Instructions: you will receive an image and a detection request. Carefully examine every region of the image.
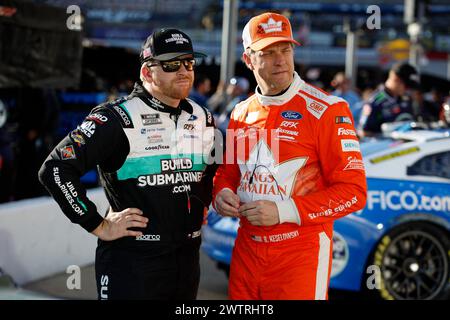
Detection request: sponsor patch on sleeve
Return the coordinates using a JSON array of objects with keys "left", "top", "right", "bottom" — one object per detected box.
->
[
  {"left": 70, "top": 130, "right": 86, "bottom": 147},
  {"left": 78, "top": 120, "right": 96, "bottom": 138},
  {"left": 337, "top": 127, "right": 357, "bottom": 136},
  {"left": 113, "top": 104, "right": 133, "bottom": 128},
  {"left": 341, "top": 139, "right": 360, "bottom": 152},
  {"left": 86, "top": 113, "right": 108, "bottom": 124},
  {"left": 335, "top": 116, "right": 353, "bottom": 124},
  {"left": 60, "top": 145, "right": 76, "bottom": 160},
  {"left": 343, "top": 156, "right": 365, "bottom": 171}
]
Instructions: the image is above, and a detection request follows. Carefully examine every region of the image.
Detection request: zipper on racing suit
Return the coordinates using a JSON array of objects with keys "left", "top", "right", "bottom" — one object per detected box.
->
[{"left": 170, "top": 112, "right": 191, "bottom": 214}]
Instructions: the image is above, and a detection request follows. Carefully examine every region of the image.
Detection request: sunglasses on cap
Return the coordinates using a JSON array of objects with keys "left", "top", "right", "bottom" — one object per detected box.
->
[{"left": 148, "top": 58, "right": 196, "bottom": 72}]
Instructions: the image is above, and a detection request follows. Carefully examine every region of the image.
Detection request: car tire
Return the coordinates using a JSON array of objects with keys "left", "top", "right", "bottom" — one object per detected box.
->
[{"left": 365, "top": 222, "right": 449, "bottom": 300}]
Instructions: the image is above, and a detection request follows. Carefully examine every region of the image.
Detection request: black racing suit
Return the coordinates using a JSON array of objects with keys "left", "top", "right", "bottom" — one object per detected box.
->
[
  {"left": 358, "top": 86, "right": 413, "bottom": 134},
  {"left": 39, "top": 82, "right": 218, "bottom": 299}
]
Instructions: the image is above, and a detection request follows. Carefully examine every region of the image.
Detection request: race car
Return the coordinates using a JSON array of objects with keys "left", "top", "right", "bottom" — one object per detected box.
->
[{"left": 202, "top": 127, "right": 450, "bottom": 300}]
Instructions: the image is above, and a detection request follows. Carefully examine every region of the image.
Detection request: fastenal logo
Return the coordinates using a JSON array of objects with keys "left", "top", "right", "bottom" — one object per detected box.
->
[{"left": 338, "top": 128, "right": 357, "bottom": 136}]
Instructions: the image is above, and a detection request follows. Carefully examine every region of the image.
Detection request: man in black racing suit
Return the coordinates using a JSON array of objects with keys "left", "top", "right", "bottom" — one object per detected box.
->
[{"left": 39, "top": 28, "right": 218, "bottom": 299}]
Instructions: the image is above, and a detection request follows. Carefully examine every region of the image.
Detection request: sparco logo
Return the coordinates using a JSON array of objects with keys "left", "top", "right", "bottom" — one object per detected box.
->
[
  {"left": 136, "top": 234, "right": 161, "bottom": 241},
  {"left": 113, "top": 105, "right": 131, "bottom": 126}
]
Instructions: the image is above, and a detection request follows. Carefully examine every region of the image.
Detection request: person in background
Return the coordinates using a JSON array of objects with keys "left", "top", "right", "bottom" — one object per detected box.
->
[
  {"left": 358, "top": 62, "right": 419, "bottom": 137},
  {"left": 351, "top": 87, "right": 374, "bottom": 127},
  {"left": 411, "top": 89, "right": 441, "bottom": 123},
  {"left": 216, "top": 76, "right": 250, "bottom": 135},
  {"left": 331, "top": 72, "right": 361, "bottom": 120},
  {"left": 189, "top": 73, "right": 211, "bottom": 107},
  {"left": 440, "top": 95, "right": 450, "bottom": 127}
]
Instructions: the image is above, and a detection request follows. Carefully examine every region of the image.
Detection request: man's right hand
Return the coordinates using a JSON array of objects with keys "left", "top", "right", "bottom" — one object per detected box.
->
[
  {"left": 215, "top": 189, "right": 241, "bottom": 218},
  {"left": 91, "top": 208, "right": 148, "bottom": 241}
]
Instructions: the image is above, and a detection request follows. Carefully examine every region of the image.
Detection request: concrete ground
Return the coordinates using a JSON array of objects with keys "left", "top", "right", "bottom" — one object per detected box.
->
[{"left": 17, "top": 251, "right": 228, "bottom": 300}]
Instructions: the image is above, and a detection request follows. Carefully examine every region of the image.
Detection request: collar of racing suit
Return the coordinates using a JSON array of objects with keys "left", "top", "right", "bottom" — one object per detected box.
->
[
  {"left": 255, "top": 72, "right": 305, "bottom": 106},
  {"left": 129, "top": 81, "right": 194, "bottom": 116},
  {"left": 382, "top": 85, "right": 397, "bottom": 100}
]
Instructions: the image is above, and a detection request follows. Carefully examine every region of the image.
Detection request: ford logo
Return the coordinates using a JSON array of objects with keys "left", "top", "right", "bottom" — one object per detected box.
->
[
  {"left": 188, "top": 114, "right": 198, "bottom": 121},
  {"left": 281, "top": 111, "right": 302, "bottom": 120}
]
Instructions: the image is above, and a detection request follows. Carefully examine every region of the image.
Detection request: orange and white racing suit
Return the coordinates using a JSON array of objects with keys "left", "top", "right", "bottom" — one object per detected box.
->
[{"left": 213, "top": 72, "right": 367, "bottom": 300}]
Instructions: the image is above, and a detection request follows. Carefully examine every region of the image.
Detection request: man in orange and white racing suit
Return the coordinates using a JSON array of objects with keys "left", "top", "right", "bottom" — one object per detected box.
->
[{"left": 212, "top": 12, "right": 367, "bottom": 300}]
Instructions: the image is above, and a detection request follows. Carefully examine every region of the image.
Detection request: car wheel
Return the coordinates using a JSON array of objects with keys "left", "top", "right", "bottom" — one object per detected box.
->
[{"left": 369, "top": 222, "right": 449, "bottom": 300}]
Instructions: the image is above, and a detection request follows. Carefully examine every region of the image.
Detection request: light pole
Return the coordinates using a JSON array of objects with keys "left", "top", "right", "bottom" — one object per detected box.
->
[{"left": 220, "top": 0, "right": 238, "bottom": 106}]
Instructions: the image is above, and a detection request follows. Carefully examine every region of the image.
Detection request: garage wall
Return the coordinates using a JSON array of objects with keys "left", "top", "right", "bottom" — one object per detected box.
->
[{"left": 0, "top": 188, "right": 108, "bottom": 285}]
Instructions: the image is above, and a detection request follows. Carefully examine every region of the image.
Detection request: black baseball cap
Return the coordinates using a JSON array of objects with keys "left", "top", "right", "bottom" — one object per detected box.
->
[
  {"left": 139, "top": 28, "right": 206, "bottom": 63},
  {"left": 391, "top": 62, "right": 420, "bottom": 89}
]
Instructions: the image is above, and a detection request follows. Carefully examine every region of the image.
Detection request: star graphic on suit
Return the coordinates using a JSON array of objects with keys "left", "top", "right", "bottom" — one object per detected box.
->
[{"left": 236, "top": 139, "right": 307, "bottom": 201}]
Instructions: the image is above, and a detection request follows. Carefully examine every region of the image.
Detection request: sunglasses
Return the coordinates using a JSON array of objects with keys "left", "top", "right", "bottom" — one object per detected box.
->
[{"left": 148, "top": 59, "right": 196, "bottom": 72}]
